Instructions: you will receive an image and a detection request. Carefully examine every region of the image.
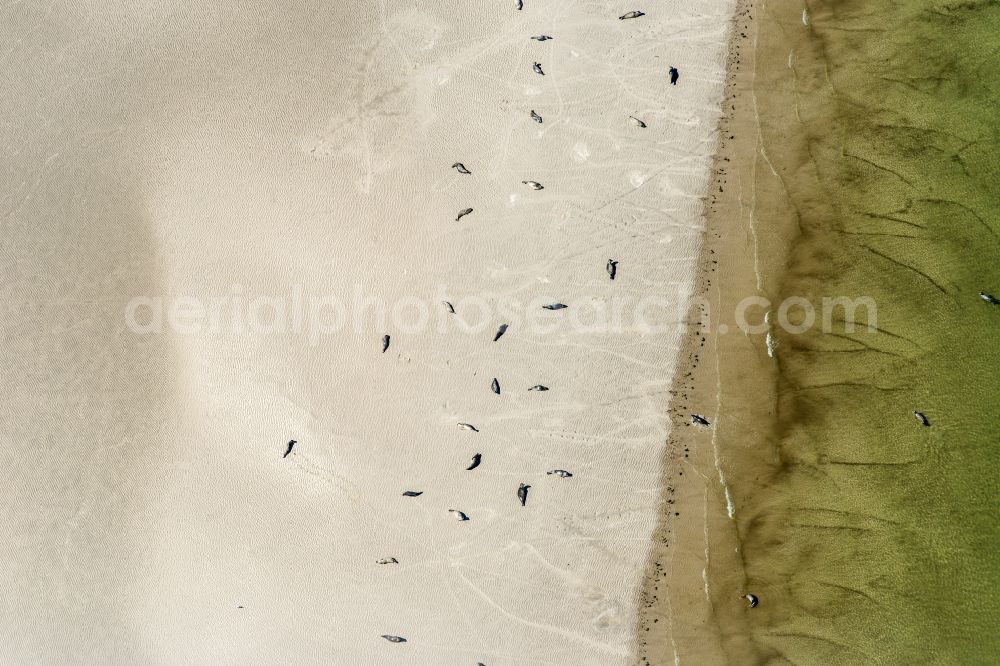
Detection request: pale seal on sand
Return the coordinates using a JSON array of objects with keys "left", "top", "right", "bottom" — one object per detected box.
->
[
  {"left": 619, "top": 10, "right": 645, "bottom": 19},
  {"left": 517, "top": 483, "right": 530, "bottom": 506},
  {"left": 402, "top": 490, "right": 423, "bottom": 497},
  {"left": 607, "top": 259, "right": 618, "bottom": 279},
  {"left": 691, "top": 414, "right": 710, "bottom": 426},
  {"left": 533, "top": 62, "right": 545, "bottom": 75},
  {"left": 449, "top": 509, "right": 470, "bottom": 521},
  {"left": 522, "top": 180, "right": 544, "bottom": 190},
  {"left": 528, "top": 385, "right": 549, "bottom": 391},
  {"left": 515, "top": 0, "right": 522, "bottom": 9},
  {"left": 494, "top": 323, "right": 509, "bottom": 341},
  {"left": 466, "top": 453, "right": 482, "bottom": 470},
  {"left": 542, "top": 303, "right": 567, "bottom": 310},
  {"left": 547, "top": 469, "right": 572, "bottom": 478},
  {"left": 981, "top": 291, "right": 1000, "bottom": 304},
  {"left": 530, "top": 110, "right": 543, "bottom": 123},
  {"left": 452, "top": 162, "right": 471, "bottom": 174},
  {"left": 382, "top": 635, "right": 407, "bottom": 643},
  {"left": 913, "top": 410, "right": 930, "bottom": 427},
  {"left": 443, "top": 301, "right": 455, "bottom": 313},
  {"left": 744, "top": 593, "right": 759, "bottom": 608},
  {"left": 458, "top": 423, "right": 479, "bottom": 432},
  {"left": 491, "top": 378, "right": 500, "bottom": 394},
  {"left": 456, "top": 207, "right": 474, "bottom": 221},
  {"left": 381, "top": 334, "right": 390, "bottom": 353},
  {"left": 629, "top": 116, "right": 646, "bottom": 128},
  {"left": 531, "top": 35, "right": 553, "bottom": 41},
  {"left": 376, "top": 557, "right": 398, "bottom": 565}
]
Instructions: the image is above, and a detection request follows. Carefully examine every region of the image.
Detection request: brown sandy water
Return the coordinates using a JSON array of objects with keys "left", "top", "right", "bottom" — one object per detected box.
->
[{"left": 639, "top": 0, "right": 1000, "bottom": 663}]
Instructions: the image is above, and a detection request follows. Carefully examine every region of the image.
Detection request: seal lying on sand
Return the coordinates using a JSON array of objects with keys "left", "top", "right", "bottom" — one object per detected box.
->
[
  {"left": 494, "top": 323, "right": 509, "bottom": 341},
  {"left": 528, "top": 385, "right": 549, "bottom": 391},
  {"left": 466, "top": 453, "right": 482, "bottom": 470},
  {"left": 533, "top": 62, "right": 545, "bottom": 75},
  {"left": 443, "top": 301, "right": 455, "bottom": 314},
  {"left": 542, "top": 303, "right": 567, "bottom": 310},
  {"left": 530, "top": 110, "right": 543, "bottom": 123},
  {"left": 517, "top": 483, "right": 530, "bottom": 506},
  {"left": 402, "top": 490, "right": 423, "bottom": 497},
  {"left": 619, "top": 10, "right": 645, "bottom": 19},
  {"left": 283, "top": 439, "right": 296, "bottom": 458},
  {"left": 458, "top": 423, "right": 479, "bottom": 432},
  {"left": 452, "top": 162, "right": 471, "bottom": 174},
  {"left": 607, "top": 259, "right": 618, "bottom": 280},
  {"left": 376, "top": 558, "right": 398, "bottom": 565},
  {"left": 449, "top": 509, "right": 470, "bottom": 521},
  {"left": 531, "top": 35, "right": 553, "bottom": 41},
  {"left": 522, "top": 180, "right": 544, "bottom": 189},
  {"left": 547, "top": 469, "right": 572, "bottom": 477},
  {"left": 491, "top": 378, "right": 500, "bottom": 394},
  {"left": 669, "top": 66, "right": 679, "bottom": 85},
  {"left": 628, "top": 116, "right": 646, "bottom": 128},
  {"left": 381, "top": 335, "right": 390, "bottom": 353},
  {"left": 382, "top": 635, "right": 407, "bottom": 643},
  {"left": 456, "top": 208, "right": 473, "bottom": 221}
]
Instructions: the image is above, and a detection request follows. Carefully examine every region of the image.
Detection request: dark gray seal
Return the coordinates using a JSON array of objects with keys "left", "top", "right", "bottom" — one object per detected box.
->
[
  {"left": 443, "top": 301, "right": 455, "bottom": 313},
  {"left": 381, "top": 334, "right": 390, "bottom": 353},
  {"left": 283, "top": 439, "right": 296, "bottom": 458},
  {"left": 691, "top": 414, "right": 710, "bottom": 426},
  {"left": 402, "top": 490, "right": 423, "bottom": 497},
  {"left": 491, "top": 378, "right": 500, "bottom": 394},
  {"left": 607, "top": 259, "right": 618, "bottom": 280},
  {"left": 528, "top": 385, "right": 549, "bottom": 391},
  {"left": 452, "top": 162, "right": 471, "bottom": 174},
  {"left": 530, "top": 110, "right": 543, "bottom": 123},
  {"left": 913, "top": 410, "right": 930, "bottom": 427},
  {"left": 456, "top": 208, "right": 474, "bottom": 221},
  {"left": 669, "top": 66, "right": 679, "bottom": 85},
  {"left": 547, "top": 469, "right": 572, "bottom": 477},
  {"left": 531, "top": 35, "right": 553, "bottom": 41},
  {"left": 517, "top": 483, "right": 530, "bottom": 506},
  {"left": 494, "top": 323, "right": 509, "bottom": 341},
  {"left": 515, "top": 0, "right": 522, "bottom": 9},
  {"left": 382, "top": 635, "right": 407, "bottom": 643},
  {"left": 542, "top": 303, "right": 567, "bottom": 310},
  {"left": 619, "top": 10, "right": 644, "bottom": 19},
  {"left": 466, "top": 453, "right": 482, "bottom": 470}
]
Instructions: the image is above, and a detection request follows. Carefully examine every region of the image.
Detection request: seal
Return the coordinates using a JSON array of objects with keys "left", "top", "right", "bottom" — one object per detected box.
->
[
  {"left": 494, "top": 323, "right": 509, "bottom": 341},
  {"left": 376, "top": 557, "right": 398, "bottom": 565},
  {"left": 542, "top": 303, "right": 567, "bottom": 310},
  {"left": 402, "top": 490, "right": 423, "bottom": 497},
  {"left": 528, "top": 385, "right": 549, "bottom": 391},
  {"left": 382, "top": 334, "right": 390, "bottom": 353},
  {"left": 913, "top": 410, "right": 930, "bottom": 427},
  {"left": 629, "top": 116, "right": 646, "bottom": 128},
  {"left": 669, "top": 66, "right": 679, "bottom": 85},
  {"left": 466, "top": 453, "right": 482, "bottom": 470},
  {"left": 449, "top": 509, "right": 471, "bottom": 521},
  {"left": 607, "top": 259, "right": 618, "bottom": 280},
  {"left": 456, "top": 208, "right": 474, "bottom": 222},
  {"left": 517, "top": 483, "right": 530, "bottom": 506},
  {"left": 491, "top": 378, "right": 501, "bottom": 394},
  {"left": 531, "top": 35, "right": 553, "bottom": 41},
  {"left": 382, "top": 635, "right": 407, "bottom": 643},
  {"left": 547, "top": 469, "right": 573, "bottom": 477},
  {"left": 533, "top": 62, "right": 545, "bottom": 75},
  {"left": 981, "top": 291, "right": 1000, "bottom": 304},
  {"left": 744, "top": 593, "right": 759, "bottom": 608},
  {"left": 530, "top": 110, "right": 543, "bottom": 123},
  {"left": 443, "top": 301, "right": 455, "bottom": 313},
  {"left": 452, "top": 162, "right": 471, "bottom": 174},
  {"left": 515, "top": 0, "right": 522, "bottom": 9},
  {"left": 522, "top": 180, "right": 544, "bottom": 190},
  {"left": 458, "top": 423, "right": 479, "bottom": 432},
  {"left": 691, "top": 414, "right": 710, "bottom": 426},
  {"left": 619, "top": 10, "right": 645, "bottom": 19},
  {"left": 283, "top": 439, "right": 296, "bottom": 458}
]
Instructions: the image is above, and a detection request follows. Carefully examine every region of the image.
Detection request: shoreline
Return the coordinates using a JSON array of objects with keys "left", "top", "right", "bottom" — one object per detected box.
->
[{"left": 634, "top": 0, "right": 773, "bottom": 662}]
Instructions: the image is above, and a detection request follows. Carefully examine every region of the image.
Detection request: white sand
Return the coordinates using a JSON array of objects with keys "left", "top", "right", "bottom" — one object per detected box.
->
[{"left": 0, "top": 1, "right": 734, "bottom": 663}]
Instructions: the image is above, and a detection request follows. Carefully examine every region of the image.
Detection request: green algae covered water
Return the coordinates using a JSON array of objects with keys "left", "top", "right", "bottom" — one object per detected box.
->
[{"left": 727, "top": 0, "right": 1000, "bottom": 662}]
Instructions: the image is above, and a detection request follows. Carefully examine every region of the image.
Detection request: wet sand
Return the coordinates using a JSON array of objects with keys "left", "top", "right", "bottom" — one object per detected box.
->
[{"left": 0, "top": 1, "right": 740, "bottom": 663}]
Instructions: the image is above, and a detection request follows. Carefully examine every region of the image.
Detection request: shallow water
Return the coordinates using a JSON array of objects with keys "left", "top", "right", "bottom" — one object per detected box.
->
[{"left": 728, "top": 0, "right": 1000, "bottom": 662}]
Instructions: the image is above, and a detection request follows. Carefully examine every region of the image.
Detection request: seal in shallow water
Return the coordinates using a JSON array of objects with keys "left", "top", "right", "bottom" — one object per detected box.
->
[
  {"left": 913, "top": 410, "right": 930, "bottom": 427},
  {"left": 691, "top": 414, "right": 710, "bottom": 426},
  {"left": 744, "top": 593, "right": 759, "bottom": 608},
  {"left": 981, "top": 291, "right": 1000, "bottom": 304}
]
